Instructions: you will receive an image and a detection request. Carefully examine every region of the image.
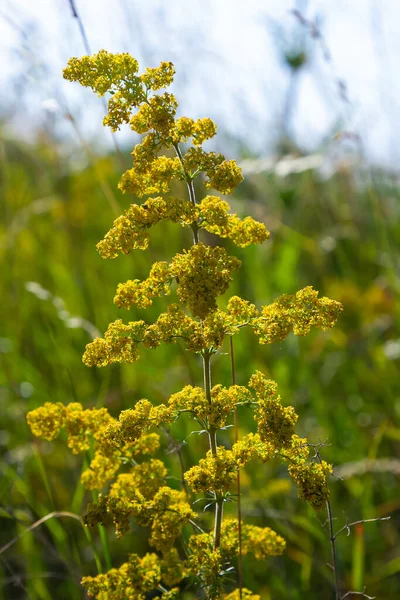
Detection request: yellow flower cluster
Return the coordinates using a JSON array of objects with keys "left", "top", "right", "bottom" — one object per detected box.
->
[
  {"left": 114, "top": 244, "right": 241, "bottom": 318},
  {"left": 173, "top": 368, "right": 332, "bottom": 510},
  {"left": 249, "top": 371, "right": 298, "bottom": 448},
  {"left": 119, "top": 156, "right": 183, "bottom": 197},
  {"left": 206, "top": 160, "right": 244, "bottom": 195},
  {"left": 26, "top": 401, "right": 67, "bottom": 442},
  {"left": 26, "top": 401, "right": 113, "bottom": 452},
  {"left": 225, "top": 287, "right": 343, "bottom": 344},
  {"left": 140, "top": 62, "right": 176, "bottom": 91},
  {"left": 182, "top": 148, "right": 243, "bottom": 195},
  {"left": 83, "top": 429, "right": 162, "bottom": 489},
  {"left": 130, "top": 92, "right": 178, "bottom": 136},
  {"left": 226, "top": 296, "right": 259, "bottom": 323},
  {"left": 82, "top": 306, "right": 198, "bottom": 367},
  {"left": 186, "top": 520, "right": 285, "bottom": 594},
  {"left": 81, "top": 551, "right": 181, "bottom": 600},
  {"left": 83, "top": 286, "right": 342, "bottom": 368},
  {"left": 63, "top": 51, "right": 175, "bottom": 132},
  {"left": 119, "top": 148, "right": 243, "bottom": 198},
  {"left": 26, "top": 401, "right": 163, "bottom": 490},
  {"left": 232, "top": 429, "right": 332, "bottom": 512},
  {"left": 70, "top": 356, "right": 332, "bottom": 516},
  {"left": 98, "top": 195, "right": 268, "bottom": 260},
  {"left": 209, "top": 385, "right": 251, "bottom": 429},
  {"left": 288, "top": 458, "right": 333, "bottom": 510},
  {"left": 111, "top": 459, "right": 167, "bottom": 501},
  {"left": 187, "top": 543, "right": 223, "bottom": 591},
  {"left": 270, "top": 434, "right": 332, "bottom": 510},
  {"left": 169, "top": 244, "right": 241, "bottom": 318},
  {"left": 86, "top": 478, "right": 195, "bottom": 549},
  {"left": 103, "top": 399, "right": 174, "bottom": 445},
  {"left": 254, "top": 286, "right": 343, "bottom": 343},
  {"left": 219, "top": 519, "right": 286, "bottom": 559},
  {"left": 171, "top": 116, "right": 217, "bottom": 145},
  {"left": 114, "top": 261, "right": 171, "bottom": 309},
  {"left": 64, "top": 51, "right": 244, "bottom": 205},
  {"left": 185, "top": 448, "right": 238, "bottom": 494},
  {"left": 170, "top": 384, "right": 244, "bottom": 433},
  {"left": 97, "top": 196, "right": 195, "bottom": 258},
  {"left": 198, "top": 196, "right": 269, "bottom": 247},
  {"left": 82, "top": 319, "right": 146, "bottom": 366},
  {"left": 231, "top": 432, "right": 274, "bottom": 465},
  {"left": 242, "top": 523, "right": 286, "bottom": 559},
  {"left": 81, "top": 453, "right": 120, "bottom": 490}
]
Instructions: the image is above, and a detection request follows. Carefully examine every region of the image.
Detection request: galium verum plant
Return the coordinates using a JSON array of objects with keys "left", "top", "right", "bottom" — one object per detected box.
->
[{"left": 27, "top": 51, "right": 343, "bottom": 599}]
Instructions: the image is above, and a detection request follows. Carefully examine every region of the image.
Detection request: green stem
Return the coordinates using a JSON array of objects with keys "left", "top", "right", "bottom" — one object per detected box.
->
[
  {"left": 203, "top": 352, "right": 212, "bottom": 404},
  {"left": 326, "top": 497, "right": 340, "bottom": 600},
  {"left": 209, "top": 427, "right": 223, "bottom": 550},
  {"left": 173, "top": 142, "right": 199, "bottom": 244},
  {"left": 84, "top": 526, "right": 104, "bottom": 575},
  {"left": 230, "top": 336, "right": 243, "bottom": 599},
  {"left": 213, "top": 496, "right": 224, "bottom": 551},
  {"left": 314, "top": 449, "right": 340, "bottom": 600},
  {"left": 208, "top": 428, "right": 217, "bottom": 456},
  {"left": 98, "top": 523, "right": 112, "bottom": 572},
  {"left": 203, "top": 351, "right": 223, "bottom": 551},
  {"left": 89, "top": 491, "right": 111, "bottom": 571}
]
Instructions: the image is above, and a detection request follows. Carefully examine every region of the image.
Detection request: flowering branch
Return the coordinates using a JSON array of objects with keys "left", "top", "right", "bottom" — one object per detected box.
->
[{"left": 25, "top": 50, "right": 345, "bottom": 599}]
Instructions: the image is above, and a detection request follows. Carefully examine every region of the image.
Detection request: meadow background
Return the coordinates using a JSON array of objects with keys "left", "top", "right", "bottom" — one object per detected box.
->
[{"left": 1, "top": 1, "right": 399, "bottom": 598}]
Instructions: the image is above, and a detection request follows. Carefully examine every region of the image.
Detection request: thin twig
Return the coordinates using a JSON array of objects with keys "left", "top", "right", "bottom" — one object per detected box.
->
[
  {"left": 312, "top": 445, "right": 389, "bottom": 600},
  {"left": 67, "top": 0, "right": 91, "bottom": 54},
  {"left": 313, "top": 447, "right": 340, "bottom": 600},
  {"left": 189, "top": 519, "right": 206, "bottom": 534},
  {"left": 162, "top": 425, "right": 191, "bottom": 500},
  {"left": 67, "top": 0, "right": 127, "bottom": 171},
  {"left": 341, "top": 588, "right": 376, "bottom": 599},
  {"left": 334, "top": 517, "right": 390, "bottom": 541}
]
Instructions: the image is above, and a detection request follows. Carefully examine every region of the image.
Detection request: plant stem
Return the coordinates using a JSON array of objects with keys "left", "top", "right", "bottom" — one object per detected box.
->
[
  {"left": 334, "top": 517, "right": 390, "bottom": 541},
  {"left": 173, "top": 142, "right": 199, "bottom": 244},
  {"left": 314, "top": 448, "right": 340, "bottom": 599},
  {"left": 203, "top": 351, "right": 212, "bottom": 404},
  {"left": 203, "top": 351, "right": 223, "bottom": 550},
  {"left": 326, "top": 497, "right": 340, "bottom": 600},
  {"left": 213, "top": 495, "right": 224, "bottom": 550},
  {"left": 208, "top": 428, "right": 217, "bottom": 456},
  {"left": 230, "top": 336, "right": 243, "bottom": 599},
  {"left": 162, "top": 426, "right": 191, "bottom": 500}
]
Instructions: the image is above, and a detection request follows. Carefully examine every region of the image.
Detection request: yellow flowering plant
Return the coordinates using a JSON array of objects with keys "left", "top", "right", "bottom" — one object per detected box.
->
[{"left": 27, "top": 50, "right": 343, "bottom": 599}]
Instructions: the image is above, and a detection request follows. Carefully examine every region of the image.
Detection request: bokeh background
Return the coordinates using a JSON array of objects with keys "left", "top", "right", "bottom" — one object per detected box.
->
[{"left": 1, "top": 1, "right": 399, "bottom": 599}]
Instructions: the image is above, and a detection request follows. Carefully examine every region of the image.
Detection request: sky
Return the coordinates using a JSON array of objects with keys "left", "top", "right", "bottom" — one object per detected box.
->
[{"left": 1, "top": 0, "right": 400, "bottom": 169}]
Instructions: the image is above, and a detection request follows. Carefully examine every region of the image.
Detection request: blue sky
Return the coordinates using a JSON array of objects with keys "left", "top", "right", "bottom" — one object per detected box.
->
[{"left": 1, "top": 0, "right": 399, "bottom": 168}]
